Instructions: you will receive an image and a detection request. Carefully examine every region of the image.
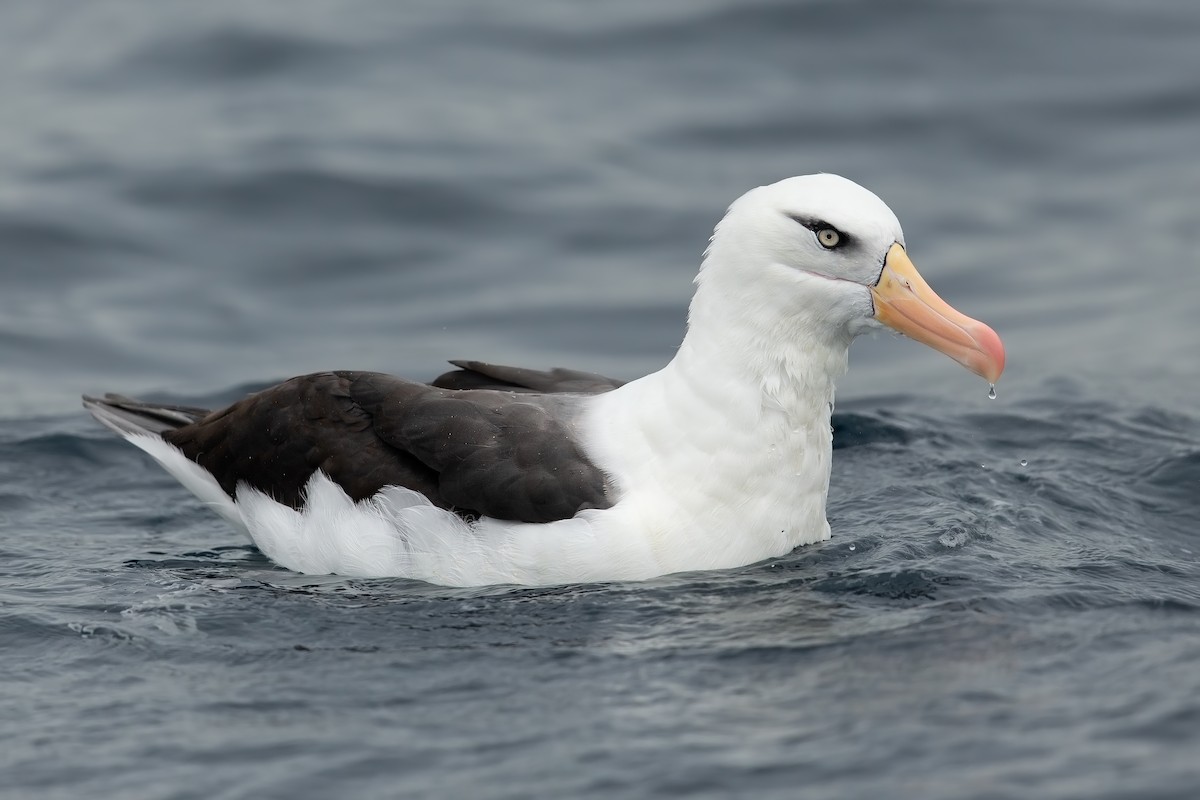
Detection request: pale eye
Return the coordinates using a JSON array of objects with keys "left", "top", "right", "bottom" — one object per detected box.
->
[{"left": 817, "top": 228, "right": 841, "bottom": 249}]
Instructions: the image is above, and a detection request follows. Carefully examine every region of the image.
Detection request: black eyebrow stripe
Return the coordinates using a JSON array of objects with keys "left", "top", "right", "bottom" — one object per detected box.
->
[{"left": 786, "top": 215, "right": 831, "bottom": 231}]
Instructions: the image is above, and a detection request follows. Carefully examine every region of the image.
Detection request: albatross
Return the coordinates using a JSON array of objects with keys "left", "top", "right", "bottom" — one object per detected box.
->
[{"left": 84, "top": 174, "right": 1005, "bottom": 587}]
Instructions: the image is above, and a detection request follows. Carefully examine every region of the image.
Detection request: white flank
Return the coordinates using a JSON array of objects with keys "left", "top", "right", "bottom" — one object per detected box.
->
[{"left": 125, "top": 434, "right": 245, "bottom": 533}]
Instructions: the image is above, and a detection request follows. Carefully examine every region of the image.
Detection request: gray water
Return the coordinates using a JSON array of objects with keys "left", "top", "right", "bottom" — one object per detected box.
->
[{"left": 2, "top": 2, "right": 1199, "bottom": 798}]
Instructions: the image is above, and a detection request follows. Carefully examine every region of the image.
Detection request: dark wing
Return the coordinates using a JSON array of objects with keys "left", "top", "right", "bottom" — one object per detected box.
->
[
  {"left": 160, "top": 373, "right": 442, "bottom": 510},
  {"left": 432, "top": 360, "right": 625, "bottom": 393},
  {"left": 345, "top": 372, "right": 612, "bottom": 522},
  {"left": 137, "top": 371, "right": 611, "bottom": 523}
]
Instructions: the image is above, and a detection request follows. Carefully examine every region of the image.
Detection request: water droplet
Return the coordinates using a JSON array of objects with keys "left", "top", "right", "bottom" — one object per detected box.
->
[
  {"left": 987, "top": 384, "right": 997, "bottom": 400},
  {"left": 848, "top": 544, "right": 856, "bottom": 551},
  {"left": 1019, "top": 459, "right": 1028, "bottom": 467}
]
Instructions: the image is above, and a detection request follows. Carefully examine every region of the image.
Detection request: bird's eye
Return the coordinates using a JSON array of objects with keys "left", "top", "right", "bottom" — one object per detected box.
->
[{"left": 816, "top": 228, "right": 841, "bottom": 249}]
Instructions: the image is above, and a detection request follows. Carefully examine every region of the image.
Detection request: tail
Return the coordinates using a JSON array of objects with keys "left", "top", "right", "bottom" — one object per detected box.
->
[
  {"left": 82, "top": 393, "right": 245, "bottom": 531},
  {"left": 82, "top": 394, "right": 211, "bottom": 438}
]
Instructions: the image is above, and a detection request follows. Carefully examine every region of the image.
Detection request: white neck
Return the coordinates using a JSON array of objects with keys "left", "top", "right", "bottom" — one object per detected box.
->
[
  {"left": 583, "top": 271, "right": 852, "bottom": 573},
  {"left": 680, "top": 268, "right": 852, "bottom": 415}
]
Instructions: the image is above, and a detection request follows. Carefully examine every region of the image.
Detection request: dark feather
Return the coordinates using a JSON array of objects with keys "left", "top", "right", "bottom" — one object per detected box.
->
[
  {"left": 85, "top": 365, "right": 619, "bottom": 523},
  {"left": 432, "top": 360, "right": 625, "bottom": 393},
  {"left": 346, "top": 372, "right": 612, "bottom": 522}
]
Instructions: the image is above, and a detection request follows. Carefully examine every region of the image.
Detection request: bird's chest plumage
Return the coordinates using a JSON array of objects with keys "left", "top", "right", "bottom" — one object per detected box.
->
[{"left": 582, "top": 377, "right": 835, "bottom": 571}]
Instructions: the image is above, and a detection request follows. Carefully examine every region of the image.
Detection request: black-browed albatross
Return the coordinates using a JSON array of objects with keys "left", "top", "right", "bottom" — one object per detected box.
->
[{"left": 84, "top": 174, "right": 1005, "bottom": 587}]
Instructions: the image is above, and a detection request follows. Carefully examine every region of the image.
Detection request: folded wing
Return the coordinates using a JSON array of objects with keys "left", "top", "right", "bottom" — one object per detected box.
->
[{"left": 90, "top": 366, "right": 618, "bottom": 524}]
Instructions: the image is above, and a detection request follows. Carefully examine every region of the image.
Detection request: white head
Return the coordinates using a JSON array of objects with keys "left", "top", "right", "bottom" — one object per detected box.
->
[{"left": 690, "top": 174, "right": 1004, "bottom": 385}]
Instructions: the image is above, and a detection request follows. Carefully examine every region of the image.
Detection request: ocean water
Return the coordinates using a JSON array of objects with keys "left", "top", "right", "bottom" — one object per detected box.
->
[{"left": 2, "top": 1, "right": 1199, "bottom": 798}]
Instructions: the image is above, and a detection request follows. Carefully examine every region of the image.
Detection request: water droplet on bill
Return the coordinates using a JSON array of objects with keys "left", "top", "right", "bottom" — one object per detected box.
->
[{"left": 987, "top": 384, "right": 997, "bottom": 400}]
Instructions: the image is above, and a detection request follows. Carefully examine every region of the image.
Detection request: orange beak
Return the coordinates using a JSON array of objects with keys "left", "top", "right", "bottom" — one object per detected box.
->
[{"left": 871, "top": 243, "right": 1006, "bottom": 383}]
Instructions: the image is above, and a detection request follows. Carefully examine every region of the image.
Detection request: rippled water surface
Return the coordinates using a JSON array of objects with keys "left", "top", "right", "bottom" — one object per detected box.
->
[{"left": 3, "top": 2, "right": 1199, "bottom": 798}]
